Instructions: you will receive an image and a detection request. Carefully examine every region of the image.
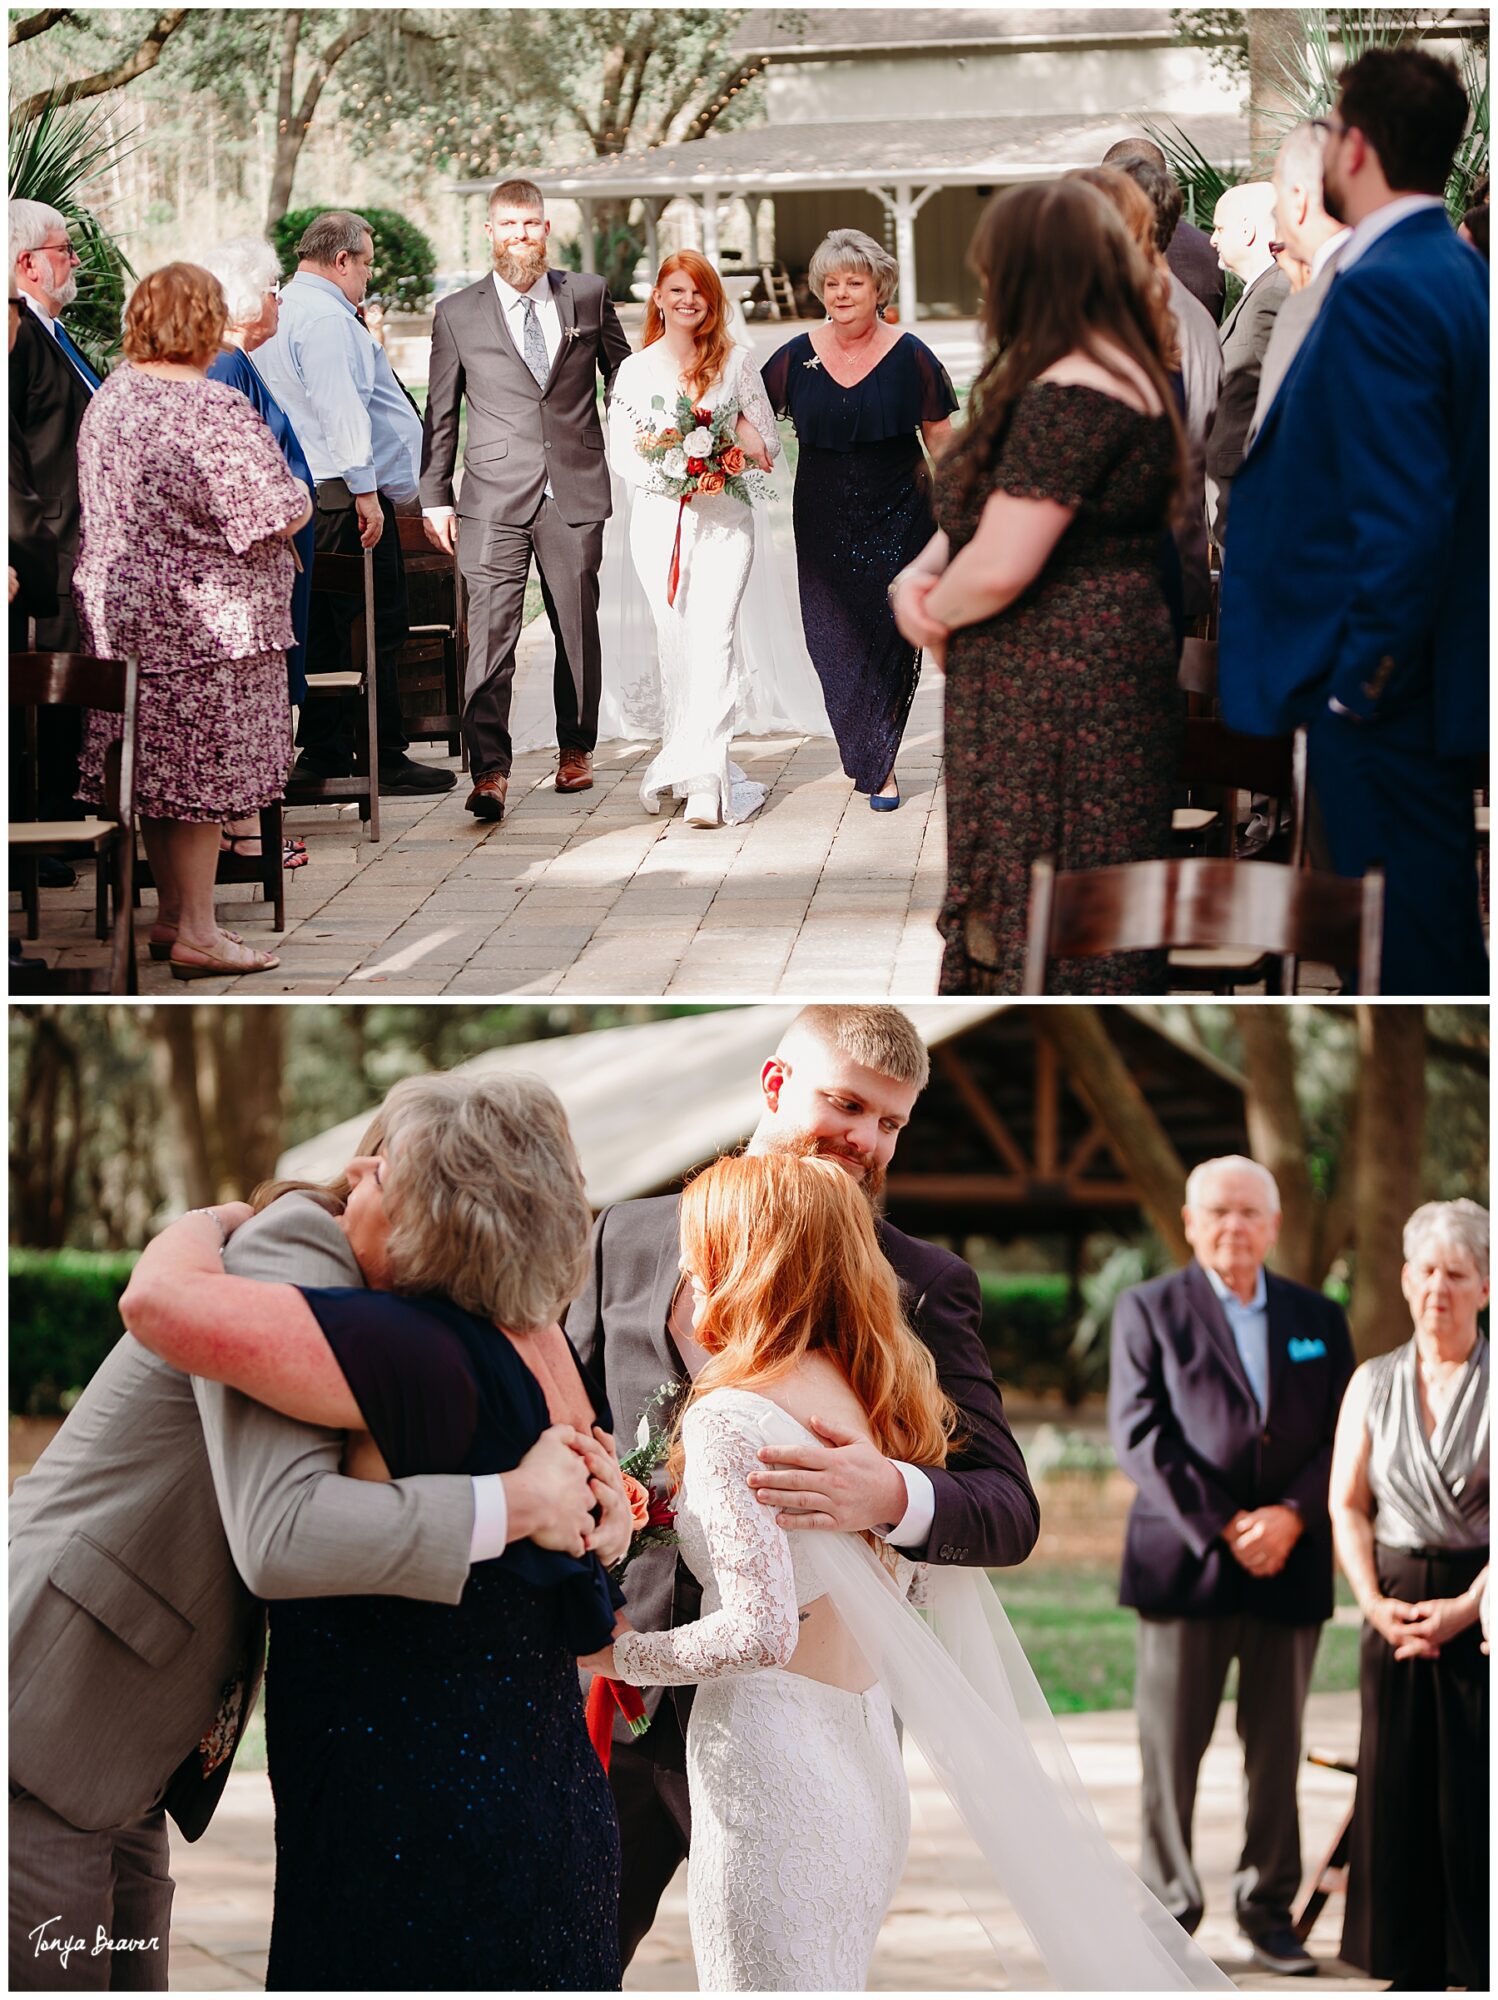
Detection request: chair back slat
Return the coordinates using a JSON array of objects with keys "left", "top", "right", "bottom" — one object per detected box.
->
[
  {"left": 1178, "top": 717, "right": 1292, "bottom": 796},
  {"left": 1025, "top": 856, "right": 1383, "bottom": 995},
  {"left": 310, "top": 551, "right": 368, "bottom": 594},
  {"left": 10, "top": 651, "right": 130, "bottom": 714}
]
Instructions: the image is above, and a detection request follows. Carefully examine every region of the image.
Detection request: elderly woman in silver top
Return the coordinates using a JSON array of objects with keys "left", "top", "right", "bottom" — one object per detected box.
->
[
  {"left": 1329, "top": 1197, "right": 1489, "bottom": 1990},
  {"left": 202, "top": 236, "right": 317, "bottom": 872}
]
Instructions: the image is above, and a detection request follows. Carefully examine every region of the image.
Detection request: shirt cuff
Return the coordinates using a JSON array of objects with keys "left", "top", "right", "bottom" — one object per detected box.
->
[
  {"left": 343, "top": 470, "right": 378, "bottom": 496},
  {"left": 883, "top": 1463, "right": 936, "bottom": 1549},
  {"left": 422, "top": 505, "right": 455, "bottom": 520},
  {"left": 468, "top": 1473, "right": 510, "bottom": 1561}
]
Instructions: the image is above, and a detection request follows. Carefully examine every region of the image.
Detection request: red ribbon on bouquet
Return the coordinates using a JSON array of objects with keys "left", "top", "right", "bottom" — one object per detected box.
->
[
  {"left": 586, "top": 1676, "right": 650, "bottom": 1773},
  {"left": 666, "top": 495, "right": 689, "bottom": 607}
]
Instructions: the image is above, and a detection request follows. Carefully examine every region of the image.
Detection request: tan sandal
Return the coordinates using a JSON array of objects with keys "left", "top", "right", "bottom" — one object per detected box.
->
[
  {"left": 169, "top": 936, "right": 280, "bottom": 980},
  {"left": 150, "top": 926, "right": 248, "bottom": 962}
]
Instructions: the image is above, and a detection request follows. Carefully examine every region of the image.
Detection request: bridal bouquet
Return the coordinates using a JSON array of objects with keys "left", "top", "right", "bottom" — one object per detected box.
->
[
  {"left": 636, "top": 392, "right": 766, "bottom": 604},
  {"left": 586, "top": 1381, "right": 682, "bottom": 1771}
]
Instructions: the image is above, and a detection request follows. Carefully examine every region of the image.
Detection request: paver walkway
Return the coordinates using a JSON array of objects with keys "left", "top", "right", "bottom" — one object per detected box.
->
[{"left": 166, "top": 1690, "right": 1374, "bottom": 1991}]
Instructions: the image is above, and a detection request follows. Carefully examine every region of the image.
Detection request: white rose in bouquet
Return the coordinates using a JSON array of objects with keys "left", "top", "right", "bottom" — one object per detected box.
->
[
  {"left": 662, "top": 447, "right": 689, "bottom": 478},
  {"left": 683, "top": 427, "right": 715, "bottom": 458}
]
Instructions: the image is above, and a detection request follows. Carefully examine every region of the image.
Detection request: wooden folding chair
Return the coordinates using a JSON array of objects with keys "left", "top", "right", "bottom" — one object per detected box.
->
[
  {"left": 1293, "top": 1751, "right": 1358, "bottom": 1943},
  {"left": 1174, "top": 718, "right": 1309, "bottom": 864},
  {"left": 1021, "top": 854, "right": 1384, "bottom": 997},
  {"left": 10, "top": 650, "right": 140, "bottom": 993},
  {"left": 284, "top": 547, "right": 380, "bottom": 842},
  {"left": 394, "top": 513, "right": 464, "bottom": 763}
]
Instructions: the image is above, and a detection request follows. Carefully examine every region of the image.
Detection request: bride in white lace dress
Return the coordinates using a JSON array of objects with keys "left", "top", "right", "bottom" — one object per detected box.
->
[
  {"left": 606, "top": 252, "right": 798, "bottom": 828},
  {"left": 581, "top": 1155, "right": 1234, "bottom": 1994}
]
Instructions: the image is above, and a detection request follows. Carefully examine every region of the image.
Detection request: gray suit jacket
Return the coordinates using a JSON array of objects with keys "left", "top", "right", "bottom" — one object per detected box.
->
[
  {"left": 419, "top": 269, "right": 632, "bottom": 529},
  {"left": 1204, "top": 264, "right": 1291, "bottom": 531},
  {"left": 1247, "top": 250, "right": 1347, "bottom": 449},
  {"left": 8, "top": 1195, "right": 474, "bottom": 1839}
]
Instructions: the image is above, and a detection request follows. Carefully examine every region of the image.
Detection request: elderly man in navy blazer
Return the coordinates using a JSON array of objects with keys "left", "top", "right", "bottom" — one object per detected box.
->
[
  {"left": 1218, "top": 48, "right": 1488, "bottom": 996},
  {"left": 1109, "top": 1156, "right": 1354, "bottom": 1976}
]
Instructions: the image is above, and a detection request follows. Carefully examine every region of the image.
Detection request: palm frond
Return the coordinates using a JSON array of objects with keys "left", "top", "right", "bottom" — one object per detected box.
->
[
  {"left": 1138, "top": 115, "right": 1245, "bottom": 226},
  {"left": 8, "top": 87, "right": 136, "bottom": 372}
]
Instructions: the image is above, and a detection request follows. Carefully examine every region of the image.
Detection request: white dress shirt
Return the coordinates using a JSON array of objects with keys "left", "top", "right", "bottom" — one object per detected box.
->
[
  {"left": 1203, "top": 1263, "right": 1271, "bottom": 1418},
  {"left": 255, "top": 271, "right": 421, "bottom": 500},
  {"left": 469, "top": 1474, "right": 510, "bottom": 1559}
]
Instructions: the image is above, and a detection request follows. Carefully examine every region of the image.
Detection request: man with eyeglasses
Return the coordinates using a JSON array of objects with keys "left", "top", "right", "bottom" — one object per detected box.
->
[
  {"left": 9, "top": 199, "right": 100, "bottom": 830},
  {"left": 1218, "top": 46, "right": 1488, "bottom": 997}
]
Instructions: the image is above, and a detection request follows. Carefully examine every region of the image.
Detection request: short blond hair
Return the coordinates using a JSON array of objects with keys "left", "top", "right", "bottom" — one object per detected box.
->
[
  {"left": 122, "top": 263, "right": 227, "bottom": 366},
  {"left": 783, "top": 1005, "right": 930, "bottom": 1091},
  {"left": 378, "top": 1072, "right": 591, "bottom": 1329},
  {"left": 1403, "top": 1198, "right": 1489, "bottom": 1277}
]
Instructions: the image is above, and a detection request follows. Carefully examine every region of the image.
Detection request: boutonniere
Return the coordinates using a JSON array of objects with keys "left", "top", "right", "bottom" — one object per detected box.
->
[{"left": 562, "top": 325, "right": 582, "bottom": 343}]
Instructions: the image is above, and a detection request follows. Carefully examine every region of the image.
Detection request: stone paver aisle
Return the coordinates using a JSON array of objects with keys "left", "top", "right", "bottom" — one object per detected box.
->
[{"left": 25, "top": 667, "right": 948, "bottom": 998}]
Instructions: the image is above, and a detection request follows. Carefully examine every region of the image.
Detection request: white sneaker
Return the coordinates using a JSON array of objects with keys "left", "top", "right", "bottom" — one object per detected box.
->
[{"left": 685, "top": 789, "right": 721, "bottom": 828}]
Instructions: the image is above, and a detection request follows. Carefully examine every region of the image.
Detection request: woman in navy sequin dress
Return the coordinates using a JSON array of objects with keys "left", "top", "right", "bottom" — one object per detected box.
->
[
  {"left": 122, "top": 1074, "right": 625, "bottom": 1993},
  {"left": 762, "top": 229, "right": 957, "bottom": 806}
]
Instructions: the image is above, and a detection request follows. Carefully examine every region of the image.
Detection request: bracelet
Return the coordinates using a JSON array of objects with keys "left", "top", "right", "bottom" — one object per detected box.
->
[{"left": 186, "top": 1208, "right": 227, "bottom": 1253}]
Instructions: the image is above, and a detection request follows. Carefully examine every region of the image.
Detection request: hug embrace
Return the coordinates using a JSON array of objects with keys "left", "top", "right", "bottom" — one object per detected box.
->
[{"left": 10, "top": 1006, "right": 1231, "bottom": 1993}]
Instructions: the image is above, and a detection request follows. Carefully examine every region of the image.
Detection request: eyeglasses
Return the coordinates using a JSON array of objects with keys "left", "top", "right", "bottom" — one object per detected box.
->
[
  {"left": 1311, "top": 117, "right": 1350, "bottom": 141},
  {"left": 34, "top": 237, "right": 80, "bottom": 263}
]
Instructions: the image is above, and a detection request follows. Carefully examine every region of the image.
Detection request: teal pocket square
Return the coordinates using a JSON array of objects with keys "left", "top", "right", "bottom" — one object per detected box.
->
[{"left": 1288, "top": 1336, "right": 1327, "bottom": 1362}]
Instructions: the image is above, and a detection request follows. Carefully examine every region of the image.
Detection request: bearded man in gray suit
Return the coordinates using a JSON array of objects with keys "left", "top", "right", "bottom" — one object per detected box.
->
[
  {"left": 421, "top": 177, "right": 633, "bottom": 821},
  {"left": 9, "top": 1119, "right": 599, "bottom": 1992}
]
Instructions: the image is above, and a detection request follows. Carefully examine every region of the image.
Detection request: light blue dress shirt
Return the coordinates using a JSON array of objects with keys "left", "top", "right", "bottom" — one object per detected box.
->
[
  {"left": 254, "top": 272, "right": 420, "bottom": 500},
  {"left": 1204, "top": 1263, "right": 1270, "bottom": 1417}
]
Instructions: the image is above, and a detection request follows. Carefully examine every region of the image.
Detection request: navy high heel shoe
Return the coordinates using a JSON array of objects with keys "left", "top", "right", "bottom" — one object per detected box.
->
[{"left": 869, "top": 782, "right": 901, "bottom": 812}]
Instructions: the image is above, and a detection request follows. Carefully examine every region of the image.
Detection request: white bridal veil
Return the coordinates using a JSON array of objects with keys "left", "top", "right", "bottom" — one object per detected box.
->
[{"left": 754, "top": 1403, "right": 1236, "bottom": 1993}]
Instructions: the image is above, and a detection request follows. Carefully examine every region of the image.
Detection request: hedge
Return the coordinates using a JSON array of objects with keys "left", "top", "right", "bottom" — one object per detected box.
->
[
  {"left": 10, "top": 1250, "right": 139, "bottom": 1415},
  {"left": 273, "top": 207, "right": 437, "bottom": 312},
  {"left": 9, "top": 1255, "right": 1080, "bottom": 1415}
]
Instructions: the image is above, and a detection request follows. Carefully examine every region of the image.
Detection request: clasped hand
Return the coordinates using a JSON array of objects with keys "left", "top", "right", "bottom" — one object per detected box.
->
[
  {"left": 1366, "top": 1592, "right": 1472, "bottom": 1660},
  {"left": 1223, "top": 1504, "right": 1303, "bottom": 1578},
  {"left": 890, "top": 573, "right": 949, "bottom": 671},
  {"left": 746, "top": 1418, "right": 907, "bottom": 1533}
]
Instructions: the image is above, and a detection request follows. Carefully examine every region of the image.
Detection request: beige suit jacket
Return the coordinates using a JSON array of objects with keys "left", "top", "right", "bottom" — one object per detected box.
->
[{"left": 8, "top": 1195, "right": 474, "bottom": 1838}]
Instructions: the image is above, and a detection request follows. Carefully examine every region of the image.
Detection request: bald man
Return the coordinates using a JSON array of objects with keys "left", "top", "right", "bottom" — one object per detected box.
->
[{"left": 1204, "top": 183, "right": 1291, "bottom": 541}]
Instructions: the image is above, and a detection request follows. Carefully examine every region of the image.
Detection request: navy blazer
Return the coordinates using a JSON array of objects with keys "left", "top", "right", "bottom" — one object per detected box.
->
[
  {"left": 1217, "top": 208, "right": 1489, "bottom": 761},
  {"left": 1108, "top": 1261, "right": 1354, "bottom": 1624}
]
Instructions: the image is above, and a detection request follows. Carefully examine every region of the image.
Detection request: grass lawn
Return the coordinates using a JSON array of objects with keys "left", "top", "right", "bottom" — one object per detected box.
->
[{"left": 998, "top": 1564, "right": 1363, "bottom": 1715}]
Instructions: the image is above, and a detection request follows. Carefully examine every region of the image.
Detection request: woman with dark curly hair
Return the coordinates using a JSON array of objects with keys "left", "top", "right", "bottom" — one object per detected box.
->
[
  {"left": 73, "top": 261, "right": 311, "bottom": 978},
  {"left": 892, "top": 179, "right": 1186, "bottom": 993}
]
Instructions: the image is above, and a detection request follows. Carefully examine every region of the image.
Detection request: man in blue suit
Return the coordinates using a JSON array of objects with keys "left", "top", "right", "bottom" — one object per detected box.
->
[
  {"left": 1217, "top": 49, "right": 1488, "bottom": 995},
  {"left": 1109, "top": 1157, "right": 1354, "bottom": 1974}
]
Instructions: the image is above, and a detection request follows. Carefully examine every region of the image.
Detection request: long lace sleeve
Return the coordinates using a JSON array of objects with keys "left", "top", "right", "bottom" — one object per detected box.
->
[
  {"left": 733, "top": 350, "right": 783, "bottom": 465},
  {"left": 606, "top": 356, "right": 654, "bottom": 491},
  {"left": 612, "top": 1400, "right": 800, "bottom": 1686}
]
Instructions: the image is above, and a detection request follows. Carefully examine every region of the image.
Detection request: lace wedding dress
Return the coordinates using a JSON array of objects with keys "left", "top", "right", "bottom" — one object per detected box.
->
[
  {"left": 612, "top": 1389, "right": 1235, "bottom": 1994},
  {"left": 605, "top": 342, "right": 828, "bottom": 824}
]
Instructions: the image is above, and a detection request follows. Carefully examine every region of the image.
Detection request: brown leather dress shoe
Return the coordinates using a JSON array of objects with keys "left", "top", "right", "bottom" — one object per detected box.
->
[
  {"left": 465, "top": 769, "right": 509, "bottom": 821},
  {"left": 555, "top": 749, "right": 594, "bottom": 793}
]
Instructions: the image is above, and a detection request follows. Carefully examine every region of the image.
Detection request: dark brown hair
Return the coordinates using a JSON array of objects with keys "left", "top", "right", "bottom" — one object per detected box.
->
[
  {"left": 122, "top": 263, "right": 227, "bottom": 367},
  {"left": 1337, "top": 47, "right": 1468, "bottom": 196},
  {"left": 945, "top": 178, "right": 1187, "bottom": 516}
]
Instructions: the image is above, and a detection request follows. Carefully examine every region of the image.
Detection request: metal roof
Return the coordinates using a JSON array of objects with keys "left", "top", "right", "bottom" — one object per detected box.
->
[
  {"left": 729, "top": 8, "right": 1186, "bottom": 58},
  {"left": 450, "top": 111, "right": 1248, "bottom": 200}
]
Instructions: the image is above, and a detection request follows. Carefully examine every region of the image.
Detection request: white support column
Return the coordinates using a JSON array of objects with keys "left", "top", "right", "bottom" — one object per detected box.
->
[
  {"left": 872, "top": 182, "right": 943, "bottom": 326},
  {"left": 641, "top": 197, "right": 661, "bottom": 278},
  {"left": 578, "top": 197, "right": 596, "bottom": 275},
  {"left": 702, "top": 187, "right": 721, "bottom": 265}
]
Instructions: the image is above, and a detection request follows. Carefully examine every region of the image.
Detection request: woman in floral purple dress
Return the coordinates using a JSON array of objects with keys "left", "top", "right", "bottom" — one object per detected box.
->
[{"left": 74, "top": 262, "right": 311, "bottom": 978}]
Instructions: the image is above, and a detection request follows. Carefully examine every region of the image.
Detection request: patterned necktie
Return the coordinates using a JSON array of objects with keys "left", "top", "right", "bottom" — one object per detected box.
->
[{"left": 520, "top": 294, "right": 549, "bottom": 389}]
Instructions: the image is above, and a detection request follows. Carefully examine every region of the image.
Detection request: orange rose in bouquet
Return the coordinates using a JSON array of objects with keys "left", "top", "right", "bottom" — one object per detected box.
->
[
  {"left": 697, "top": 467, "right": 727, "bottom": 495},
  {"left": 720, "top": 444, "right": 747, "bottom": 476},
  {"left": 620, "top": 1472, "right": 652, "bottom": 1532}
]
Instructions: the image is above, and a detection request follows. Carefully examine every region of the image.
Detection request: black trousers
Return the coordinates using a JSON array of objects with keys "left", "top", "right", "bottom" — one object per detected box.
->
[
  {"left": 1134, "top": 1610, "right": 1321, "bottom": 1938},
  {"left": 607, "top": 1697, "right": 691, "bottom": 1971},
  {"left": 298, "top": 485, "right": 409, "bottom": 769},
  {"left": 1342, "top": 1543, "right": 1489, "bottom": 1989},
  {"left": 457, "top": 496, "right": 603, "bottom": 777}
]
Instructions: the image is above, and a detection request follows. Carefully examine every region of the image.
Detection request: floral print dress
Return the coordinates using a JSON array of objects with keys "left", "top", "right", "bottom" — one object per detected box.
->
[
  {"left": 936, "top": 381, "right": 1179, "bottom": 994},
  {"left": 74, "top": 367, "right": 304, "bottom": 822}
]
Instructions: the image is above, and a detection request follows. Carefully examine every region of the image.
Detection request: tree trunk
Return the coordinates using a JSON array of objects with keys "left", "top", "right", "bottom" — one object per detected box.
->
[
  {"left": 10, "top": 1009, "right": 81, "bottom": 1247},
  {"left": 1033, "top": 1009, "right": 1191, "bottom": 1263},
  {"left": 1234, "top": 1005, "right": 1318, "bottom": 1283},
  {"left": 1246, "top": 9, "right": 1305, "bottom": 173},
  {"left": 152, "top": 1007, "right": 216, "bottom": 1211},
  {"left": 264, "top": 10, "right": 377, "bottom": 235},
  {"left": 1349, "top": 1005, "right": 1427, "bottom": 1360}
]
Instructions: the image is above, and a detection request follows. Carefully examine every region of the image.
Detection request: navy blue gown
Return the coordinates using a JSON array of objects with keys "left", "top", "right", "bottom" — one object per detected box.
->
[
  {"left": 761, "top": 331, "right": 957, "bottom": 793},
  {"left": 206, "top": 346, "right": 314, "bottom": 705},
  {"left": 263, "top": 1290, "right": 622, "bottom": 1992}
]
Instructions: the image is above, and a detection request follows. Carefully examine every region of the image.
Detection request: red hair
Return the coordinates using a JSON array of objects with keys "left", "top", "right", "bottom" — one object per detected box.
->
[{"left": 642, "top": 250, "right": 734, "bottom": 405}]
